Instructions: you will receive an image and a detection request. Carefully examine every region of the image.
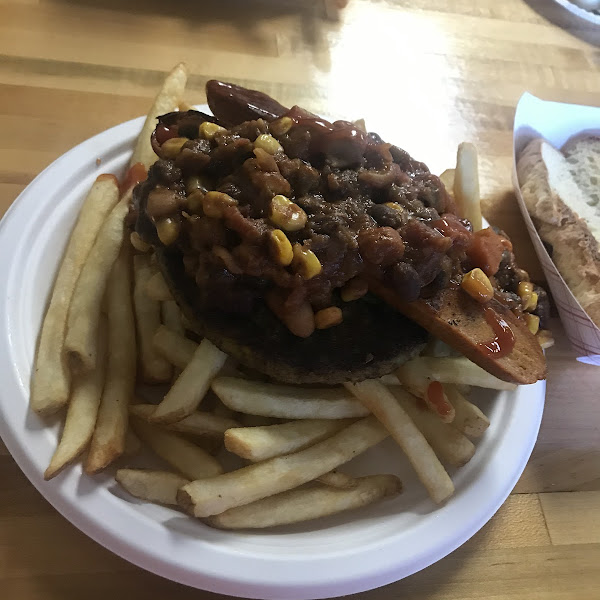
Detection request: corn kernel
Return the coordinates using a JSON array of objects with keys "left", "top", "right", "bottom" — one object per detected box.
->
[
  {"left": 524, "top": 313, "right": 540, "bottom": 335},
  {"left": 517, "top": 281, "right": 536, "bottom": 310},
  {"left": 199, "top": 121, "right": 226, "bottom": 140},
  {"left": 160, "top": 137, "right": 188, "bottom": 159},
  {"left": 187, "top": 189, "right": 205, "bottom": 214},
  {"left": 525, "top": 291, "right": 538, "bottom": 311},
  {"left": 383, "top": 202, "right": 404, "bottom": 213},
  {"left": 202, "top": 191, "right": 238, "bottom": 218},
  {"left": 270, "top": 116, "right": 293, "bottom": 136},
  {"left": 130, "top": 231, "right": 151, "bottom": 253},
  {"left": 461, "top": 268, "right": 494, "bottom": 303},
  {"left": 270, "top": 195, "right": 307, "bottom": 232},
  {"left": 254, "top": 134, "right": 283, "bottom": 155},
  {"left": 292, "top": 244, "right": 322, "bottom": 279},
  {"left": 341, "top": 278, "right": 368, "bottom": 302},
  {"left": 156, "top": 217, "right": 180, "bottom": 246},
  {"left": 315, "top": 307, "right": 343, "bottom": 329},
  {"left": 268, "top": 229, "right": 293, "bottom": 266},
  {"left": 185, "top": 175, "right": 210, "bottom": 195}
]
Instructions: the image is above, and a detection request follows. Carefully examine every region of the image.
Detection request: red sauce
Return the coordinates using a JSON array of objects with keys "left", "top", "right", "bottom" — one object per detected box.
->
[
  {"left": 426, "top": 381, "right": 453, "bottom": 419},
  {"left": 120, "top": 162, "right": 147, "bottom": 194},
  {"left": 477, "top": 306, "right": 516, "bottom": 358}
]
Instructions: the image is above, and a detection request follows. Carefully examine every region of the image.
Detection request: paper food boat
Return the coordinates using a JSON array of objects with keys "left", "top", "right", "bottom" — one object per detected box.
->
[{"left": 512, "top": 93, "right": 600, "bottom": 366}]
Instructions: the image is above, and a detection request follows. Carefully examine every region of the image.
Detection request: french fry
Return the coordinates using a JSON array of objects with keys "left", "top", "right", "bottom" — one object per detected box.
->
[
  {"left": 445, "top": 384, "right": 490, "bottom": 438},
  {"left": 224, "top": 419, "right": 353, "bottom": 462},
  {"left": 316, "top": 470, "right": 358, "bottom": 489},
  {"left": 152, "top": 325, "right": 197, "bottom": 370},
  {"left": 130, "top": 63, "right": 188, "bottom": 169},
  {"left": 150, "top": 339, "right": 227, "bottom": 424},
  {"left": 439, "top": 168, "right": 455, "bottom": 197},
  {"left": 212, "top": 378, "right": 370, "bottom": 420},
  {"left": 146, "top": 272, "right": 172, "bottom": 301},
  {"left": 344, "top": 380, "right": 454, "bottom": 504},
  {"left": 65, "top": 193, "right": 130, "bottom": 371},
  {"left": 454, "top": 142, "right": 482, "bottom": 231},
  {"left": 161, "top": 300, "right": 185, "bottom": 336},
  {"left": 44, "top": 325, "right": 107, "bottom": 480},
  {"left": 130, "top": 403, "right": 240, "bottom": 435},
  {"left": 116, "top": 469, "right": 189, "bottom": 505},
  {"left": 131, "top": 418, "right": 223, "bottom": 480},
  {"left": 85, "top": 244, "right": 136, "bottom": 473},
  {"left": 206, "top": 475, "right": 401, "bottom": 529},
  {"left": 178, "top": 416, "right": 388, "bottom": 518},
  {"left": 396, "top": 356, "right": 517, "bottom": 393},
  {"left": 133, "top": 255, "right": 172, "bottom": 383},
  {"left": 32, "top": 175, "right": 119, "bottom": 414},
  {"left": 389, "top": 388, "right": 476, "bottom": 467}
]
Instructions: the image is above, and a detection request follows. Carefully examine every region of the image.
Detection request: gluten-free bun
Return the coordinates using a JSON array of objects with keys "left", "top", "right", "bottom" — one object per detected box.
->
[{"left": 517, "top": 137, "right": 600, "bottom": 328}]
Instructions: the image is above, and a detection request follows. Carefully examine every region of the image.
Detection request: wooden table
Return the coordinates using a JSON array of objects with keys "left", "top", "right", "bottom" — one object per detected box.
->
[{"left": 1, "top": 0, "right": 599, "bottom": 598}]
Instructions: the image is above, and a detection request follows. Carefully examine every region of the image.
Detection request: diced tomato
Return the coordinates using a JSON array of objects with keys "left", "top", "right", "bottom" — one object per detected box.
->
[
  {"left": 432, "top": 213, "right": 473, "bottom": 250},
  {"left": 465, "top": 227, "right": 505, "bottom": 276}
]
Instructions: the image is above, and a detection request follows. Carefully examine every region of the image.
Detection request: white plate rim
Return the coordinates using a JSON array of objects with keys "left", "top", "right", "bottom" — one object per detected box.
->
[
  {"left": 0, "top": 111, "right": 545, "bottom": 599},
  {"left": 552, "top": 0, "right": 600, "bottom": 24}
]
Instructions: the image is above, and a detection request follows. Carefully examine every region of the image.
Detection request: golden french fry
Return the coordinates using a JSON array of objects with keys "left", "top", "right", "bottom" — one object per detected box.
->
[
  {"left": 85, "top": 244, "right": 136, "bottom": 473},
  {"left": 133, "top": 255, "right": 172, "bottom": 383},
  {"left": 396, "top": 356, "right": 517, "bottom": 393},
  {"left": 224, "top": 419, "right": 353, "bottom": 462},
  {"left": 316, "top": 470, "right": 358, "bottom": 489},
  {"left": 146, "top": 272, "right": 173, "bottom": 301},
  {"left": 44, "top": 325, "right": 108, "bottom": 480},
  {"left": 454, "top": 142, "right": 482, "bottom": 231},
  {"left": 32, "top": 175, "right": 119, "bottom": 414},
  {"left": 130, "top": 63, "right": 188, "bottom": 169},
  {"left": 444, "top": 384, "right": 490, "bottom": 438},
  {"left": 152, "top": 325, "right": 197, "bottom": 370},
  {"left": 65, "top": 192, "right": 130, "bottom": 371},
  {"left": 116, "top": 469, "right": 189, "bottom": 505},
  {"left": 151, "top": 339, "right": 227, "bottom": 424},
  {"left": 161, "top": 300, "right": 185, "bottom": 336},
  {"left": 212, "top": 378, "right": 370, "bottom": 420},
  {"left": 178, "top": 416, "right": 388, "bottom": 518},
  {"left": 178, "top": 101, "right": 193, "bottom": 112},
  {"left": 344, "top": 380, "right": 454, "bottom": 504},
  {"left": 130, "top": 403, "right": 240, "bottom": 435},
  {"left": 439, "top": 168, "right": 455, "bottom": 197},
  {"left": 206, "top": 474, "right": 401, "bottom": 529},
  {"left": 389, "top": 388, "right": 476, "bottom": 467},
  {"left": 131, "top": 417, "right": 223, "bottom": 480}
]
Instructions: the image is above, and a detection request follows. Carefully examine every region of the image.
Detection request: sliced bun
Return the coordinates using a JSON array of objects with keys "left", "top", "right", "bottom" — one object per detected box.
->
[{"left": 517, "top": 137, "right": 600, "bottom": 327}]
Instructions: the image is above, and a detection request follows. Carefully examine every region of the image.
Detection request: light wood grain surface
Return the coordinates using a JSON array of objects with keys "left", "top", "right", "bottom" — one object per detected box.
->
[{"left": 1, "top": 0, "right": 599, "bottom": 598}]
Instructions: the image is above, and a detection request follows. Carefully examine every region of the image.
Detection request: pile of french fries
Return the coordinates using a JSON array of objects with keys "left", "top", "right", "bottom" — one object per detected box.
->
[{"left": 31, "top": 64, "right": 518, "bottom": 530}]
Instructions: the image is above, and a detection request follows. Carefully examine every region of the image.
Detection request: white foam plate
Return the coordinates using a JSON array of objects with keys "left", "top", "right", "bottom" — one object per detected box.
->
[{"left": 0, "top": 108, "right": 545, "bottom": 599}]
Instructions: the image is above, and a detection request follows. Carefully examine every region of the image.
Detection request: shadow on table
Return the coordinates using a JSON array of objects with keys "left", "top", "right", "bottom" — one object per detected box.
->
[
  {"left": 50, "top": 0, "right": 337, "bottom": 50},
  {"left": 523, "top": 0, "right": 600, "bottom": 46}
]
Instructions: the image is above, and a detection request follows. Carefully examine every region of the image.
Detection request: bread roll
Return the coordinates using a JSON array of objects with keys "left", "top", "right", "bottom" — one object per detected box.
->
[{"left": 517, "top": 137, "right": 600, "bottom": 328}]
